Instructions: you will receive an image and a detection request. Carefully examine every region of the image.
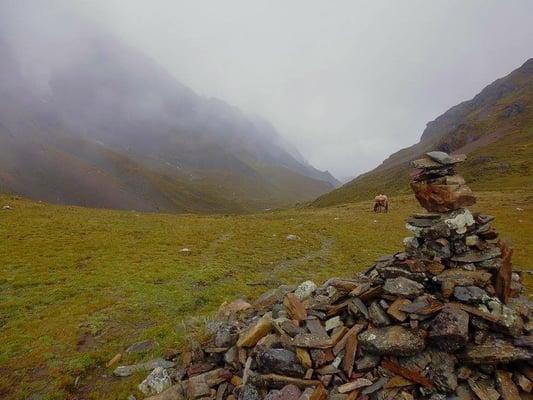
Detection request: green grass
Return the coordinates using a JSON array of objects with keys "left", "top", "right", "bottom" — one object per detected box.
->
[{"left": 0, "top": 191, "right": 531, "bottom": 399}]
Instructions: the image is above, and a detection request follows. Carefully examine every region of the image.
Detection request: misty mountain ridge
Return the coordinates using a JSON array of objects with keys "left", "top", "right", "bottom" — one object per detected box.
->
[
  {"left": 313, "top": 57, "right": 533, "bottom": 207},
  {"left": 0, "top": 3, "right": 338, "bottom": 213}
]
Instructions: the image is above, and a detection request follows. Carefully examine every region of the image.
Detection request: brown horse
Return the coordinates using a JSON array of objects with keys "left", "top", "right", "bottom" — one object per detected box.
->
[{"left": 373, "top": 194, "right": 389, "bottom": 213}]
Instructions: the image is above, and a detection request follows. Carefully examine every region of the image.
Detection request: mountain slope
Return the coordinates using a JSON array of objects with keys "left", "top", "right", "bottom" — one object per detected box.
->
[
  {"left": 312, "top": 58, "right": 533, "bottom": 207},
  {"left": 0, "top": 3, "right": 337, "bottom": 213}
]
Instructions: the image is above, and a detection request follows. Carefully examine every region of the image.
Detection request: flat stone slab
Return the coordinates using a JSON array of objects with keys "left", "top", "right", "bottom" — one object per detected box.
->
[
  {"left": 359, "top": 326, "right": 425, "bottom": 356},
  {"left": 461, "top": 339, "right": 532, "bottom": 364}
]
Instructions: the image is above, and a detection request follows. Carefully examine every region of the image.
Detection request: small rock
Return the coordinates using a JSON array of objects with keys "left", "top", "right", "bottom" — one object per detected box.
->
[
  {"left": 451, "top": 245, "right": 502, "bottom": 263},
  {"left": 383, "top": 277, "right": 424, "bottom": 298},
  {"left": 514, "top": 372, "right": 533, "bottom": 393},
  {"left": 468, "top": 378, "right": 500, "bottom": 400},
  {"left": 224, "top": 346, "right": 238, "bottom": 365},
  {"left": 461, "top": 339, "right": 532, "bottom": 364},
  {"left": 215, "top": 324, "right": 238, "bottom": 348},
  {"left": 403, "top": 236, "right": 419, "bottom": 252},
  {"left": 237, "top": 315, "right": 273, "bottom": 347},
  {"left": 297, "top": 387, "right": 314, "bottom": 400},
  {"left": 429, "top": 305, "right": 469, "bottom": 352},
  {"left": 291, "top": 333, "right": 333, "bottom": 349},
  {"left": 217, "top": 299, "right": 252, "bottom": 318},
  {"left": 114, "top": 358, "right": 175, "bottom": 377},
  {"left": 453, "top": 286, "right": 488, "bottom": 304},
  {"left": 355, "top": 354, "right": 381, "bottom": 371},
  {"left": 362, "top": 377, "right": 389, "bottom": 395},
  {"left": 294, "top": 281, "right": 317, "bottom": 301},
  {"left": 443, "top": 209, "right": 475, "bottom": 234},
  {"left": 265, "top": 390, "right": 281, "bottom": 400},
  {"left": 359, "top": 326, "right": 425, "bottom": 356},
  {"left": 324, "top": 316, "right": 342, "bottom": 331},
  {"left": 486, "top": 300, "right": 524, "bottom": 337},
  {"left": 283, "top": 293, "right": 307, "bottom": 321},
  {"left": 126, "top": 339, "right": 156, "bottom": 354},
  {"left": 310, "top": 348, "right": 335, "bottom": 367},
  {"left": 256, "top": 348, "right": 306, "bottom": 377},
  {"left": 387, "top": 298, "right": 411, "bottom": 322},
  {"left": 495, "top": 370, "right": 521, "bottom": 400},
  {"left": 435, "top": 269, "right": 492, "bottom": 295},
  {"left": 239, "top": 384, "right": 262, "bottom": 400},
  {"left": 279, "top": 384, "right": 301, "bottom": 400},
  {"left": 254, "top": 289, "right": 282, "bottom": 310},
  {"left": 275, "top": 318, "right": 303, "bottom": 337},
  {"left": 337, "top": 378, "right": 373, "bottom": 393},
  {"left": 426, "top": 151, "right": 465, "bottom": 165},
  {"left": 368, "top": 301, "right": 391, "bottom": 326},
  {"left": 286, "top": 235, "right": 299, "bottom": 241},
  {"left": 428, "top": 351, "right": 458, "bottom": 393},
  {"left": 465, "top": 235, "right": 479, "bottom": 247},
  {"left": 139, "top": 367, "right": 172, "bottom": 395},
  {"left": 295, "top": 348, "right": 312, "bottom": 369},
  {"left": 410, "top": 181, "right": 476, "bottom": 213},
  {"left": 106, "top": 353, "right": 122, "bottom": 367}
]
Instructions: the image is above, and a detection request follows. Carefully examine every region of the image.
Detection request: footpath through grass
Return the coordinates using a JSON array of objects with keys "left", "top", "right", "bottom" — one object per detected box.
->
[{"left": 0, "top": 191, "right": 531, "bottom": 399}]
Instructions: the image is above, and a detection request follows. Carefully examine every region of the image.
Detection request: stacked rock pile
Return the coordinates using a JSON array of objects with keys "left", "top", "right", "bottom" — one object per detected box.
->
[{"left": 126, "top": 151, "right": 532, "bottom": 400}]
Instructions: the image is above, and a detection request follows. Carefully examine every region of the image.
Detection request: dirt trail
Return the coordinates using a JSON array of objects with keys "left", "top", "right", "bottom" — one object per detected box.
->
[
  {"left": 201, "top": 232, "right": 233, "bottom": 263},
  {"left": 273, "top": 235, "right": 335, "bottom": 271}
]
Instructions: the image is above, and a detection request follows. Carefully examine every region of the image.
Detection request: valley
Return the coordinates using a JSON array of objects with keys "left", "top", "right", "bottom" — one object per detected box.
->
[{"left": 0, "top": 3, "right": 532, "bottom": 399}]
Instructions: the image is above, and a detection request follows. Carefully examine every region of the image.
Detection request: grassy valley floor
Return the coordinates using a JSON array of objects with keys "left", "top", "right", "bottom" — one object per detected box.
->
[{"left": 0, "top": 191, "right": 531, "bottom": 399}]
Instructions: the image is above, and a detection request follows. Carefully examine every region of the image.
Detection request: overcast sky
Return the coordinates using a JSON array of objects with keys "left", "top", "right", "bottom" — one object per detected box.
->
[{"left": 69, "top": 1, "right": 532, "bottom": 177}]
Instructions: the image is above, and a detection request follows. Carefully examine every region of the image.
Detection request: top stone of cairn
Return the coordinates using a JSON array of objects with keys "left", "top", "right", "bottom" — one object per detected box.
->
[{"left": 410, "top": 151, "right": 475, "bottom": 213}]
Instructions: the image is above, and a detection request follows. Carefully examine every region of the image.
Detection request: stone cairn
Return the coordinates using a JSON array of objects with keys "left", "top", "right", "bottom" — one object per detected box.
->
[{"left": 123, "top": 151, "right": 532, "bottom": 400}]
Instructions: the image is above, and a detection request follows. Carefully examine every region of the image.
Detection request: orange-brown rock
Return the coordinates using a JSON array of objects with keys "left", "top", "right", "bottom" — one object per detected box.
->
[
  {"left": 495, "top": 370, "right": 521, "bottom": 400},
  {"left": 410, "top": 181, "right": 476, "bottom": 212},
  {"left": 217, "top": 299, "right": 252, "bottom": 319},
  {"left": 284, "top": 293, "right": 307, "bottom": 321},
  {"left": 237, "top": 316, "right": 273, "bottom": 347}
]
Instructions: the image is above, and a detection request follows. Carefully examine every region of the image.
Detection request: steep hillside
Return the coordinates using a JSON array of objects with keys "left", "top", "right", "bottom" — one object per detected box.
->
[
  {"left": 0, "top": 3, "right": 337, "bottom": 213},
  {"left": 312, "top": 58, "right": 533, "bottom": 207}
]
